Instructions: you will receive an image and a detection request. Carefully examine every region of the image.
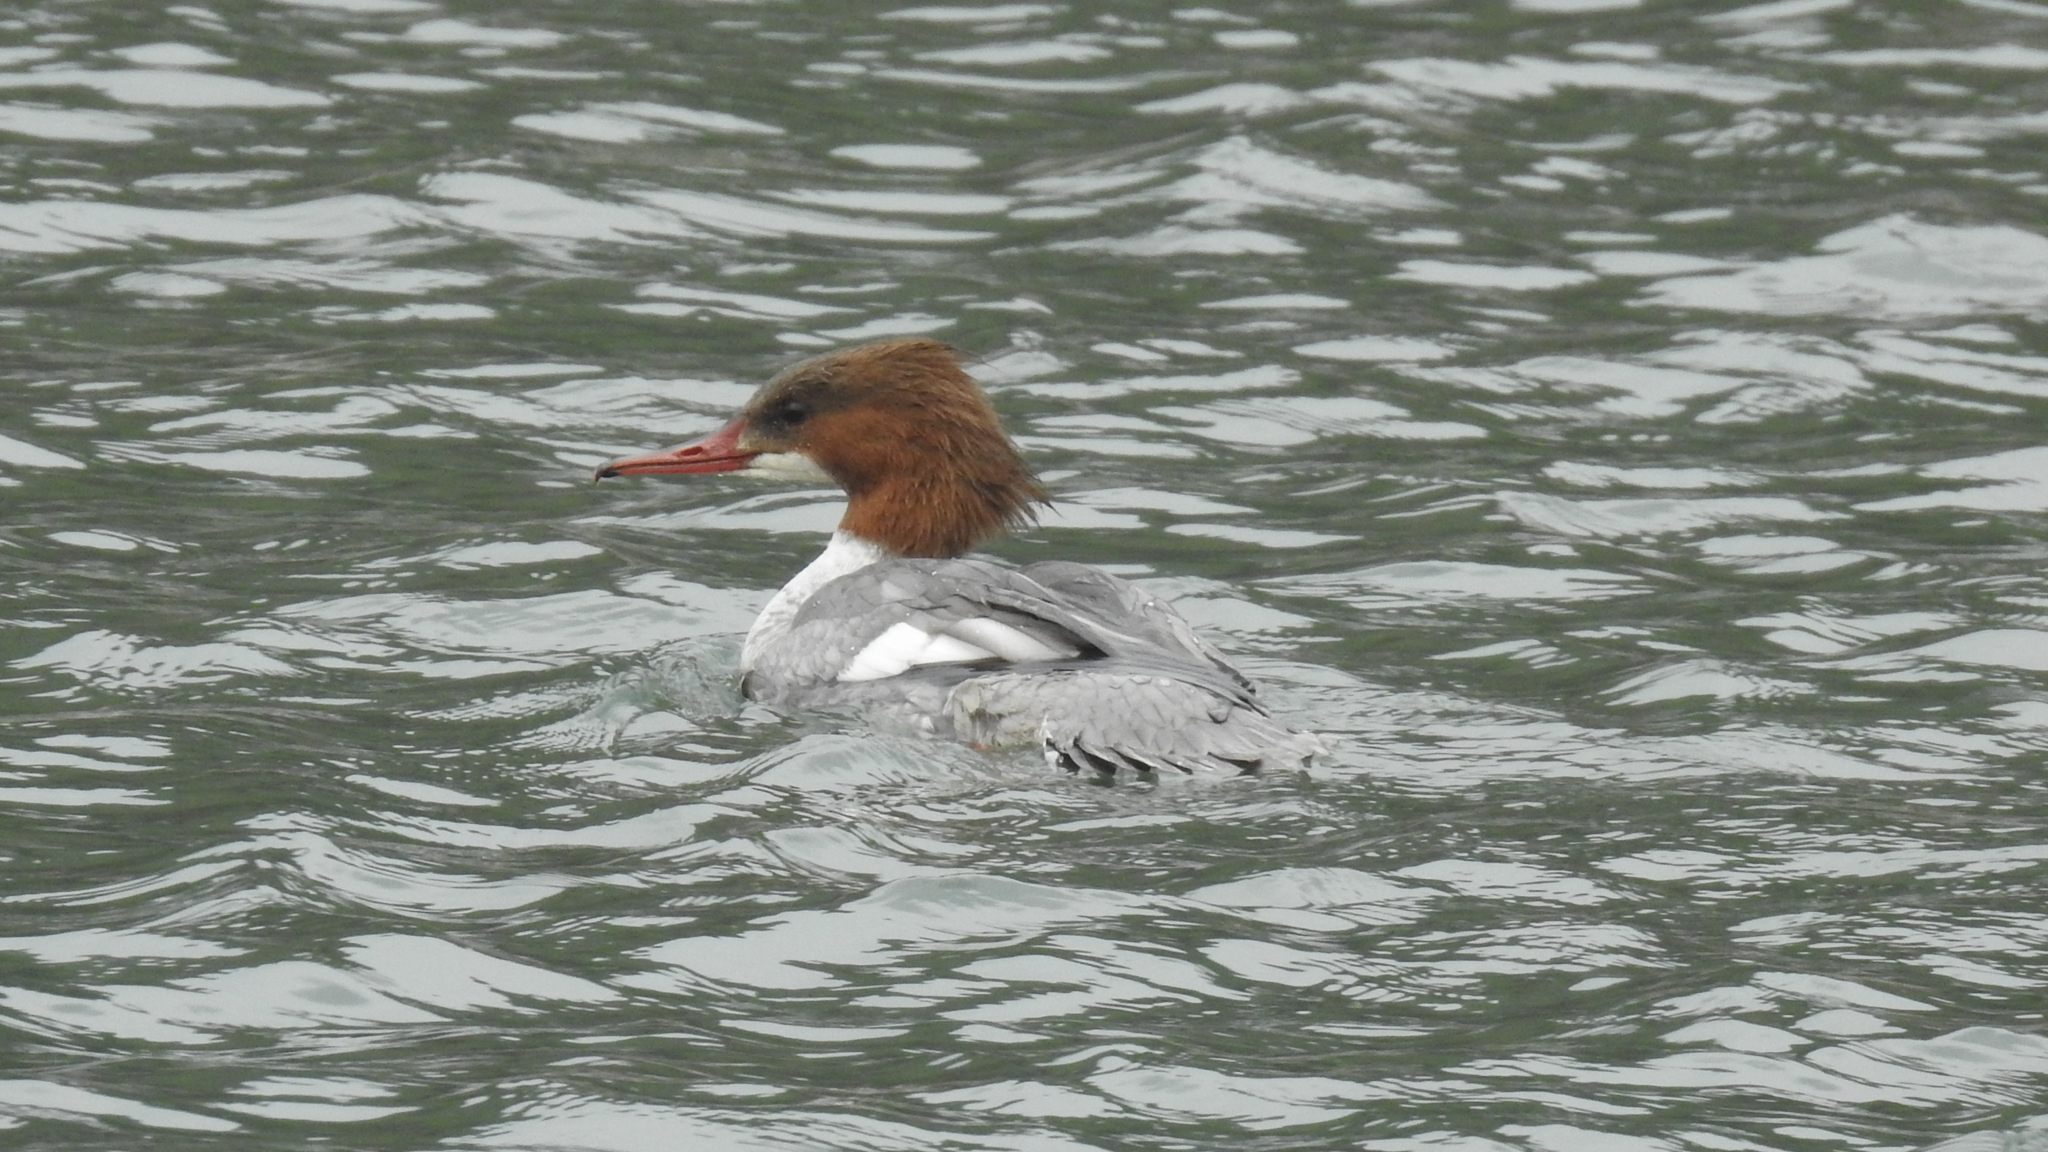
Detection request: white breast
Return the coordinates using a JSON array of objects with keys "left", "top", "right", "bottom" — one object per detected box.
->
[{"left": 741, "top": 530, "right": 890, "bottom": 673}]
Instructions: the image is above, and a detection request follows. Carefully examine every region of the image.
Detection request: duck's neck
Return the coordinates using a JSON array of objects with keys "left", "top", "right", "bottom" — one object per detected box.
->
[
  {"left": 741, "top": 530, "right": 894, "bottom": 672},
  {"left": 826, "top": 415, "right": 1045, "bottom": 559}
]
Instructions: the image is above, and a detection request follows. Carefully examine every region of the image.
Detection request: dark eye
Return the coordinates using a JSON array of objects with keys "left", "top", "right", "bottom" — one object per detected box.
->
[{"left": 769, "top": 397, "right": 807, "bottom": 426}]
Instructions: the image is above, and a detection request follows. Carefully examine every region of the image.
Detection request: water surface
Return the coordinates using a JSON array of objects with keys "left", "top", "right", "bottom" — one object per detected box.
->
[{"left": 3, "top": 1, "right": 2048, "bottom": 1149}]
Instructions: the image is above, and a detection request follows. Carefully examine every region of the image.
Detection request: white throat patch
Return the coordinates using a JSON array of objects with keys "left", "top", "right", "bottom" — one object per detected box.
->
[{"left": 746, "top": 452, "right": 832, "bottom": 484}]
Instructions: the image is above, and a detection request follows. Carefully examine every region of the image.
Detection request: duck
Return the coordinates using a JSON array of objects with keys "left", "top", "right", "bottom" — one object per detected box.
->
[{"left": 595, "top": 337, "right": 1322, "bottom": 775}]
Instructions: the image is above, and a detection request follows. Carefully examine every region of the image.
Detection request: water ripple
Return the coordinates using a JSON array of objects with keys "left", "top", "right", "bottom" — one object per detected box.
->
[{"left": 3, "top": 0, "right": 2047, "bottom": 1148}]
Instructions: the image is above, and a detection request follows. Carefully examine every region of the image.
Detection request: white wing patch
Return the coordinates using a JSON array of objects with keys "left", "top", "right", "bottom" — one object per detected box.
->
[
  {"left": 837, "top": 618, "right": 1079, "bottom": 683},
  {"left": 840, "top": 622, "right": 991, "bottom": 682},
  {"left": 946, "top": 618, "right": 1076, "bottom": 663}
]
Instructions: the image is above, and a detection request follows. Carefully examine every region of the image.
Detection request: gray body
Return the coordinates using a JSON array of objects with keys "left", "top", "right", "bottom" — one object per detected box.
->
[{"left": 742, "top": 555, "right": 1324, "bottom": 775}]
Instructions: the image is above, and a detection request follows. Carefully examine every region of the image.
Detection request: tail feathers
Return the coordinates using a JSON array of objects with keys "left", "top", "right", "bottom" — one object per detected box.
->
[{"left": 947, "top": 670, "right": 1323, "bottom": 776}]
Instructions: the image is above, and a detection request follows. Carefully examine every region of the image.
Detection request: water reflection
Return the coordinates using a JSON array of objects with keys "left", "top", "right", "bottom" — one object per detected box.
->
[{"left": 2, "top": 0, "right": 2047, "bottom": 1148}]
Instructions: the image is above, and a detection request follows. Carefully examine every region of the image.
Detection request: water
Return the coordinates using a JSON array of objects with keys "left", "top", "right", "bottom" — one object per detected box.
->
[{"left": 3, "top": 0, "right": 2047, "bottom": 1148}]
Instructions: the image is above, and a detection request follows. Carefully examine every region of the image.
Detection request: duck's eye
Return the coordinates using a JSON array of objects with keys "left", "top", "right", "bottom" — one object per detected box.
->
[{"left": 769, "top": 398, "right": 808, "bottom": 426}]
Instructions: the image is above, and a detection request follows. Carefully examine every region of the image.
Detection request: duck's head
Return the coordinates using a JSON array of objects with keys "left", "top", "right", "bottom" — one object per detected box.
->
[{"left": 596, "top": 338, "right": 1046, "bottom": 558}]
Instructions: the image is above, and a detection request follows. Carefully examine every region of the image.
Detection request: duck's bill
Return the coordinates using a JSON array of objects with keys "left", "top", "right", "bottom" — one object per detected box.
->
[{"left": 594, "top": 417, "right": 755, "bottom": 479}]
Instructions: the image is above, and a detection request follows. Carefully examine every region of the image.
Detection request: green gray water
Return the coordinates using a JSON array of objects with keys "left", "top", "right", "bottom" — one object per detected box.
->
[{"left": 3, "top": 1, "right": 2048, "bottom": 1149}]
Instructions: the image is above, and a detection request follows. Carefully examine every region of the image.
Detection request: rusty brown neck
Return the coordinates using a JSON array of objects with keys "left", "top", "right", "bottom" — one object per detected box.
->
[{"left": 839, "top": 454, "right": 1044, "bottom": 557}]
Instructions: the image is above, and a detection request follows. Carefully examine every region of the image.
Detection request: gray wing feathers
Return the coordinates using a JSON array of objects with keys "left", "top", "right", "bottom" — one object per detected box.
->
[
  {"left": 756, "top": 557, "right": 1321, "bottom": 774},
  {"left": 950, "top": 671, "right": 1324, "bottom": 776},
  {"left": 749, "top": 559, "right": 1080, "bottom": 694},
  {"left": 1020, "top": 561, "right": 1250, "bottom": 691}
]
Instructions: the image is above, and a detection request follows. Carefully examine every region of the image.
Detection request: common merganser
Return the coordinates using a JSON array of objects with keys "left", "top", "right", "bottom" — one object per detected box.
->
[{"left": 595, "top": 338, "right": 1323, "bottom": 775}]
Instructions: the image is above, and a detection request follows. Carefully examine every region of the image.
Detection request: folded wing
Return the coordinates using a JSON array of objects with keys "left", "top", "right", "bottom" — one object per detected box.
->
[{"left": 747, "top": 558, "right": 1320, "bottom": 774}]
